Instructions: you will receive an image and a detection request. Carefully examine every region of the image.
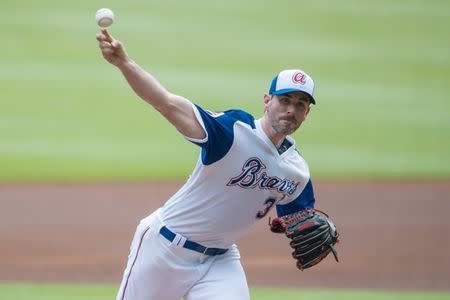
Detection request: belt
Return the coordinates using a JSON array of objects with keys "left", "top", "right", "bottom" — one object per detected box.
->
[{"left": 159, "top": 226, "right": 228, "bottom": 256}]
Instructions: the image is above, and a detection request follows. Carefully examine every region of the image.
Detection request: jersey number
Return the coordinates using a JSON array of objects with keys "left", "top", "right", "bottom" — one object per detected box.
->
[{"left": 256, "top": 197, "right": 276, "bottom": 218}]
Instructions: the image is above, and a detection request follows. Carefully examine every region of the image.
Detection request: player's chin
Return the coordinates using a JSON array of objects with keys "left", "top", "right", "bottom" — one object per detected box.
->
[
  {"left": 274, "top": 124, "right": 295, "bottom": 135},
  {"left": 281, "top": 121, "right": 299, "bottom": 133}
]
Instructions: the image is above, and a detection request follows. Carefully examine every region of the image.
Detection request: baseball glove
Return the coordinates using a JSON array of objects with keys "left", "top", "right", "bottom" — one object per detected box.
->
[{"left": 269, "top": 208, "right": 339, "bottom": 270}]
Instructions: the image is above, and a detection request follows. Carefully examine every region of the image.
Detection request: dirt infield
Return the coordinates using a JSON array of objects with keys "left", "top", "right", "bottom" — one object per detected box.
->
[{"left": 1, "top": 181, "right": 449, "bottom": 291}]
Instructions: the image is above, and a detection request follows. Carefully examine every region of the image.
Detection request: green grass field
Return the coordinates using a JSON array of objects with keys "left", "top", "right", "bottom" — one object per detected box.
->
[
  {"left": 1, "top": 0, "right": 450, "bottom": 181},
  {"left": 1, "top": 283, "right": 449, "bottom": 300},
  {"left": 1, "top": 3, "right": 449, "bottom": 298}
]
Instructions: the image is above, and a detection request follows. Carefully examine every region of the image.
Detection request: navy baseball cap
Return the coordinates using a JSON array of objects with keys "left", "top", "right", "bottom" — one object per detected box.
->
[{"left": 269, "top": 69, "right": 316, "bottom": 104}]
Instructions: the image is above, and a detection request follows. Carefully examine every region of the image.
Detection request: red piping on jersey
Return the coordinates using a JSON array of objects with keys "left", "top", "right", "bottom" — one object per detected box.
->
[{"left": 120, "top": 226, "right": 151, "bottom": 300}]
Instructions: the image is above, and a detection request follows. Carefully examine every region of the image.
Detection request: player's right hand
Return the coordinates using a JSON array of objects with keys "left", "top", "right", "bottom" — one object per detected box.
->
[{"left": 96, "top": 28, "right": 129, "bottom": 67}]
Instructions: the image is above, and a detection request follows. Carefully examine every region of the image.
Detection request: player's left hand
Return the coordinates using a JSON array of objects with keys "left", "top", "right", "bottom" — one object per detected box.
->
[{"left": 269, "top": 208, "right": 339, "bottom": 270}]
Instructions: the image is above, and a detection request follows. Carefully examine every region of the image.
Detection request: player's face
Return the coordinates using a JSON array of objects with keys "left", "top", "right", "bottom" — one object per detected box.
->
[{"left": 264, "top": 92, "right": 311, "bottom": 136}]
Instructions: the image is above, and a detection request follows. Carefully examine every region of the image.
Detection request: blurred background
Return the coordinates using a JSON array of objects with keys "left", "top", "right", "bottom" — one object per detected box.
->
[{"left": 1, "top": 0, "right": 449, "bottom": 299}]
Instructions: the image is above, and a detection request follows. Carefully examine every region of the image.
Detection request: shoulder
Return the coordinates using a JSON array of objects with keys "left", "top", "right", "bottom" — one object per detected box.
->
[
  {"left": 191, "top": 104, "right": 256, "bottom": 165},
  {"left": 221, "top": 109, "right": 256, "bottom": 128},
  {"left": 194, "top": 104, "right": 256, "bottom": 129}
]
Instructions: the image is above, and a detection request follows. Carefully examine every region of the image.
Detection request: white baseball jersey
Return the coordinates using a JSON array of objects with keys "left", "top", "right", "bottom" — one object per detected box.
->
[
  {"left": 159, "top": 103, "right": 315, "bottom": 249},
  {"left": 116, "top": 102, "right": 316, "bottom": 300}
]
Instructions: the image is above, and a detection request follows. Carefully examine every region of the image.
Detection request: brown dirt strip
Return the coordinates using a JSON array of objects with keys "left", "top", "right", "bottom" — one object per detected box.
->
[{"left": 0, "top": 181, "right": 449, "bottom": 291}]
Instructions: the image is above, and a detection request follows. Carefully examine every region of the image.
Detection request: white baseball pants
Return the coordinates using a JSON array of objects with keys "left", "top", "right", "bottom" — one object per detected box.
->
[{"left": 116, "top": 209, "right": 250, "bottom": 300}]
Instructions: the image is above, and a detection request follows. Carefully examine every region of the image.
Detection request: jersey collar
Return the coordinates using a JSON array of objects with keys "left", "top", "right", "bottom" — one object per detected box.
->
[{"left": 255, "top": 119, "right": 296, "bottom": 157}]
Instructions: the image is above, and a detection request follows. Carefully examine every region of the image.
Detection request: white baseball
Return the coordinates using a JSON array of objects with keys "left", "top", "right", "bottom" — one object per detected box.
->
[{"left": 95, "top": 8, "right": 114, "bottom": 28}]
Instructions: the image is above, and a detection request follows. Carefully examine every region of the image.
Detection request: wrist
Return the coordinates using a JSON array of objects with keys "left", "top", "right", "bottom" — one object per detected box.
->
[{"left": 116, "top": 57, "right": 135, "bottom": 71}]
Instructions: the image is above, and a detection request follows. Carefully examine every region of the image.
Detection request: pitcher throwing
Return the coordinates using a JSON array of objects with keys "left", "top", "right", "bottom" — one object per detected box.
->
[{"left": 96, "top": 28, "right": 338, "bottom": 300}]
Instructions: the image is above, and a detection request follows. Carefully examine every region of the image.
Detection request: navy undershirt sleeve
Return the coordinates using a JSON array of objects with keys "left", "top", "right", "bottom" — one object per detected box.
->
[
  {"left": 193, "top": 104, "right": 255, "bottom": 165},
  {"left": 276, "top": 179, "right": 315, "bottom": 217}
]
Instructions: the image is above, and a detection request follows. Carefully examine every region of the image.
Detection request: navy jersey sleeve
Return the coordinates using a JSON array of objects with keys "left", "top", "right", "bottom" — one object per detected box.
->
[
  {"left": 276, "top": 179, "right": 315, "bottom": 217},
  {"left": 192, "top": 104, "right": 255, "bottom": 165}
]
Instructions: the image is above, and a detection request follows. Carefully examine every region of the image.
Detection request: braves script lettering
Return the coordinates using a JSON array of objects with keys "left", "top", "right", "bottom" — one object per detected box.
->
[{"left": 227, "top": 157, "right": 299, "bottom": 195}]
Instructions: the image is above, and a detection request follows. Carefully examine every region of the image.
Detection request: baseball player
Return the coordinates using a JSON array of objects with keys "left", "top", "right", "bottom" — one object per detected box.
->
[{"left": 97, "top": 28, "right": 317, "bottom": 300}]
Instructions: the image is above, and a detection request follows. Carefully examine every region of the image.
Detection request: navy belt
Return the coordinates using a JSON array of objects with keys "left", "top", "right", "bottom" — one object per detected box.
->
[{"left": 159, "top": 226, "right": 228, "bottom": 256}]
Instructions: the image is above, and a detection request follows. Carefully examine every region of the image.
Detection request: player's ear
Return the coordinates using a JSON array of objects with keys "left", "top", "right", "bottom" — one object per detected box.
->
[{"left": 263, "top": 93, "right": 271, "bottom": 112}]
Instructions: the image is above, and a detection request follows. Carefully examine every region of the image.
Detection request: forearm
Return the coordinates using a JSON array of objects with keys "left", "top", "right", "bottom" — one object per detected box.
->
[
  {"left": 97, "top": 29, "right": 204, "bottom": 139},
  {"left": 115, "top": 58, "right": 204, "bottom": 138},
  {"left": 116, "top": 59, "right": 172, "bottom": 111}
]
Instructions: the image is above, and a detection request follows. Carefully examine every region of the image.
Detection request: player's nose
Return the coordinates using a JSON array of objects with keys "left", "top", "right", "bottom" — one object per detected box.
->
[{"left": 285, "top": 104, "right": 296, "bottom": 114}]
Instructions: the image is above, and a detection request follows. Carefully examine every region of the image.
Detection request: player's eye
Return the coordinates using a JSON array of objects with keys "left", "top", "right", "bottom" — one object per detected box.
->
[{"left": 280, "top": 98, "right": 290, "bottom": 105}]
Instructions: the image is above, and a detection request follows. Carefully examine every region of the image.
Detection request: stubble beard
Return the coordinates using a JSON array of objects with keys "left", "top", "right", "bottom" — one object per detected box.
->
[
  {"left": 272, "top": 122, "right": 298, "bottom": 136},
  {"left": 265, "top": 108, "right": 300, "bottom": 136}
]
